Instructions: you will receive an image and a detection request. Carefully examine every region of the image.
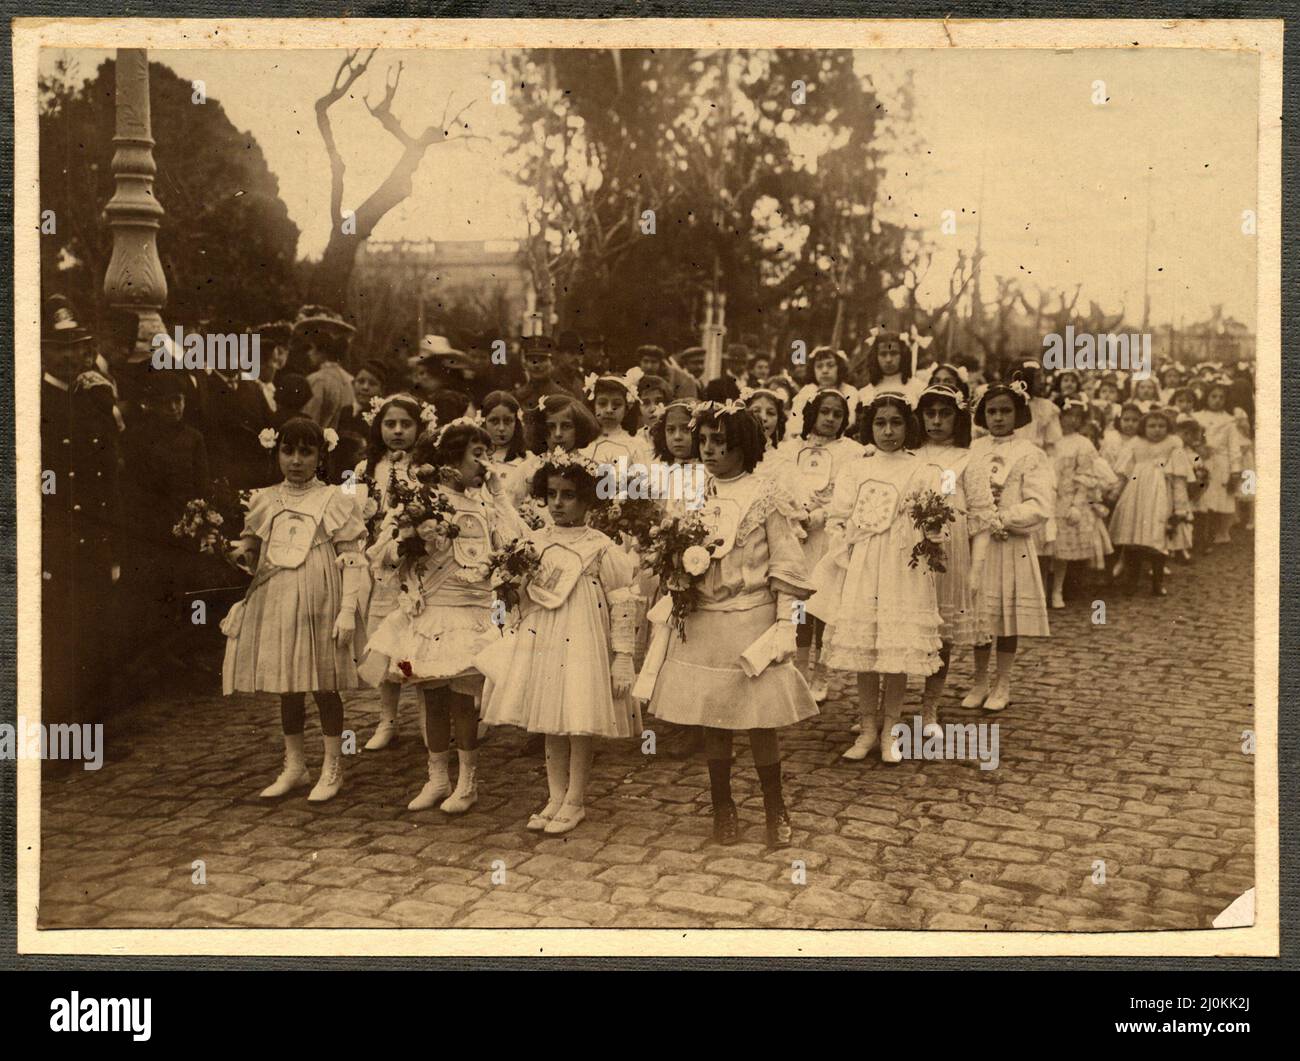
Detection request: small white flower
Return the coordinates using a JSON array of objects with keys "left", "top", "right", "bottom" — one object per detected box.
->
[
  {"left": 681, "top": 545, "right": 711, "bottom": 576},
  {"left": 258, "top": 428, "right": 278, "bottom": 450},
  {"left": 323, "top": 428, "right": 340, "bottom": 452}
]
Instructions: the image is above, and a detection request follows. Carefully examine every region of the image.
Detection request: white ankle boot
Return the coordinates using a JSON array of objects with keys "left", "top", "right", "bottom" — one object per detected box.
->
[
  {"left": 365, "top": 704, "right": 399, "bottom": 750},
  {"left": 260, "top": 733, "right": 310, "bottom": 798},
  {"left": 408, "top": 750, "right": 451, "bottom": 810},
  {"left": 983, "top": 653, "right": 1015, "bottom": 712},
  {"left": 961, "top": 671, "right": 990, "bottom": 708},
  {"left": 843, "top": 709, "right": 881, "bottom": 760},
  {"left": 307, "top": 736, "right": 345, "bottom": 802},
  {"left": 809, "top": 662, "right": 830, "bottom": 703},
  {"left": 441, "top": 749, "right": 479, "bottom": 814},
  {"left": 879, "top": 716, "right": 905, "bottom": 764}
]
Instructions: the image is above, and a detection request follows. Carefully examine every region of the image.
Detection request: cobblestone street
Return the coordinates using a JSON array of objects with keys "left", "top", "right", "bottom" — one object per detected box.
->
[{"left": 37, "top": 539, "right": 1256, "bottom": 934}]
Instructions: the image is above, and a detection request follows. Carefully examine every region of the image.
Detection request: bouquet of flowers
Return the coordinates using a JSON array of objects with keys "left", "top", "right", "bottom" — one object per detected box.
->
[
  {"left": 905, "top": 489, "right": 957, "bottom": 573},
  {"left": 987, "top": 482, "right": 1010, "bottom": 541},
  {"left": 587, "top": 494, "right": 660, "bottom": 550},
  {"left": 486, "top": 537, "right": 543, "bottom": 616},
  {"left": 172, "top": 498, "right": 250, "bottom": 573},
  {"left": 387, "top": 478, "right": 459, "bottom": 563},
  {"left": 641, "top": 513, "right": 723, "bottom": 640}
]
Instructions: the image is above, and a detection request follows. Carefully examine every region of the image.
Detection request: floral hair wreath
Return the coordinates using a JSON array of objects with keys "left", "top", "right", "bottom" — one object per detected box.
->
[
  {"left": 259, "top": 427, "right": 339, "bottom": 452},
  {"left": 688, "top": 398, "right": 749, "bottom": 428},
  {"left": 361, "top": 393, "right": 437, "bottom": 428},
  {"left": 535, "top": 446, "right": 602, "bottom": 479},
  {"left": 584, "top": 367, "right": 644, "bottom": 405},
  {"left": 917, "top": 384, "right": 969, "bottom": 411},
  {"left": 865, "top": 387, "right": 916, "bottom": 411},
  {"left": 433, "top": 412, "right": 486, "bottom": 448},
  {"left": 925, "top": 362, "right": 970, "bottom": 384}
]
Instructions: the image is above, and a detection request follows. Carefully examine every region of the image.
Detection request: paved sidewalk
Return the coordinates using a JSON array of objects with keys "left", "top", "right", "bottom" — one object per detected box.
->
[{"left": 37, "top": 541, "right": 1255, "bottom": 932}]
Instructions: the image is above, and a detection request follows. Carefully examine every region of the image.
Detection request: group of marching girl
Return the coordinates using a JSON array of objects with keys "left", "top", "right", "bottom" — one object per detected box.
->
[{"left": 219, "top": 334, "right": 1253, "bottom": 851}]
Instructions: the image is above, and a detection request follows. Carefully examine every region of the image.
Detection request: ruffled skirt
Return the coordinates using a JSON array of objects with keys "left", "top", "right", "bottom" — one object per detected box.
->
[
  {"left": 1051, "top": 508, "right": 1113, "bottom": 564},
  {"left": 809, "top": 533, "right": 943, "bottom": 676},
  {"left": 359, "top": 601, "right": 493, "bottom": 695},
  {"left": 648, "top": 602, "right": 818, "bottom": 730}
]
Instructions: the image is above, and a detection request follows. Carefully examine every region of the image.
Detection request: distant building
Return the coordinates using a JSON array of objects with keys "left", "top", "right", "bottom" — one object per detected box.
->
[{"left": 353, "top": 238, "right": 531, "bottom": 336}]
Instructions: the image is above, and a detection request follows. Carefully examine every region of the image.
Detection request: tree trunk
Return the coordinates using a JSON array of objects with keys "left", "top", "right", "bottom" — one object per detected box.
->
[{"left": 308, "top": 231, "right": 361, "bottom": 310}]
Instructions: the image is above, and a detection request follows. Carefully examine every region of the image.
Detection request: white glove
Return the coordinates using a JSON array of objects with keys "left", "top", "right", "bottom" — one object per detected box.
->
[
  {"left": 611, "top": 653, "right": 635, "bottom": 697},
  {"left": 332, "top": 608, "right": 355, "bottom": 646},
  {"left": 773, "top": 623, "right": 798, "bottom": 663},
  {"left": 808, "top": 509, "right": 827, "bottom": 531}
]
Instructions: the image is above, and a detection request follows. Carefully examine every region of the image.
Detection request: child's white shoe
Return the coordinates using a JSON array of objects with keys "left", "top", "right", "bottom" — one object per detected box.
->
[
  {"left": 961, "top": 676, "right": 990, "bottom": 709},
  {"left": 527, "top": 801, "right": 562, "bottom": 831},
  {"left": 850, "top": 721, "right": 862, "bottom": 734},
  {"left": 1050, "top": 590, "right": 1065, "bottom": 609},
  {"left": 260, "top": 733, "right": 309, "bottom": 799},
  {"left": 809, "top": 665, "right": 830, "bottom": 703},
  {"left": 441, "top": 750, "right": 479, "bottom": 815},
  {"left": 408, "top": 751, "right": 452, "bottom": 810},
  {"left": 879, "top": 718, "right": 905, "bottom": 764},
  {"left": 364, "top": 719, "right": 399, "bottom": 751},
  {"left": 307, "top": 739, "right": 344, "bottom": 803},
  {"left": 983, "top": 674, "right": 1012, "bottom": 712},
  {"left": 543, "top": 803, "right": 586, "bottom": 834},
  {"left": 841, "top": 731, "right": 878, "bottom": 761}
]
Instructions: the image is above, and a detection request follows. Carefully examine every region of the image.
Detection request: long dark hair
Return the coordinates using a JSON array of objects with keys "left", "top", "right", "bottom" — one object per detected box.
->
[
  {"left": 362, "top": 394, "right": 423, "bottom": 472},
  {"left": 745, "top": 390, "right": 788, "bottom": 446},
  {"left": 650, "top": 399, "right": 697, "bottom": 461},
  {"left": 859, "top": 393, "right": 922, "bottom": 449},
  {"left": 916, "top": 387, "right": 971, "bottom": 448},
  {"left": 480, "top": 390, "right": 527, "bottom": 460},
  {"left": 526, "top": 394, "right": 599, "bottom": 454},
  {"left": 864, "top": 332, "right": 913, "bottom": 386},
  {"left": 801, "top": 390, "right": 851, "bottom": 440},
  {"left": 591, "top": 377, "right": 642, "bottom": 433}
]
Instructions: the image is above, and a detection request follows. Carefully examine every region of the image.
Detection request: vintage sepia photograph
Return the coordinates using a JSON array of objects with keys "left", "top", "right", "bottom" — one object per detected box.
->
[{"left": 13, "top": 18, "right": 1280, "bottom": 955}]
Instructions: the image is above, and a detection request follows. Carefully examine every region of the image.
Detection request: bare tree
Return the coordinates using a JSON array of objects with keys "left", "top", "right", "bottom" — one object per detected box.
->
[{"left": 309, "top": 50, "right": 484, "bottom": 311}]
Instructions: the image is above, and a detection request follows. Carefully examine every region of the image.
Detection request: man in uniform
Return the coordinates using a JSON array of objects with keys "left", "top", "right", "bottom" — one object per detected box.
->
[{"left": 41, "top": 296, "right": 123, "bottom": 730}]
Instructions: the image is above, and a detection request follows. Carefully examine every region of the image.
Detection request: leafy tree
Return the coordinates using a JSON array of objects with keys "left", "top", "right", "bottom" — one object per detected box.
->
[{"left": 39, "top": 55, "right": 301, "bottom": 330}]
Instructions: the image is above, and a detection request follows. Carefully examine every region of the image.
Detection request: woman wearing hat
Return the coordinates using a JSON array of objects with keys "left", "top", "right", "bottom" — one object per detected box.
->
[{"left": 294, "top": 305, "right": 357, "bottom": 433}]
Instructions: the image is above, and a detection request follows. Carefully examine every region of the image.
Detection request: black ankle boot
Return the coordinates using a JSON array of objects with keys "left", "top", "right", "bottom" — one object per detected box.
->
[
  {"left": 707, "top": 758, "right": 738, "bottom": 845},
  {"left": 756, "top": 762, "right": 792, "bottom": 849}
]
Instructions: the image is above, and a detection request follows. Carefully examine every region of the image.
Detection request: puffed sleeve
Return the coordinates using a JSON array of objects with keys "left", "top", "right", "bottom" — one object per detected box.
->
[
  {"left": 1002, "top": 447, "right": 1054, "bottom": 532},
  {"left": 597, "top": 539, "right": 637, "bottom": 595},
  {"left": 240, "top": 487, "right": 277, "bottom": 542},
  {"left": 764, "top": 484, "right": 813, "bottom": 594},
  {"left": 1166, "top": 440, "right": 1195, "bottom": 481},
  {"left": 322, "top": 486, "right": 367, "bottom": 545}
]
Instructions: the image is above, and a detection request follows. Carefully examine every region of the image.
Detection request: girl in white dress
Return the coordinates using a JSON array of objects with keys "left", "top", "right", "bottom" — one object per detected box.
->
[
  {"left": 359, "top": 420, "right": 527, "bottom": 814},
  {"left": 514, "top": 395, "right": 601, "bottom": 523},
  {"left": 855, "top": 331, "right": 924, "bottom": 406},
  {"left": 582, "top": 370, "right": 655, "bottom": 469},
  {"left": 353, "top": 393, "right": 425, "bottom": 750},
  {"left": 912, "top": 383, "right": 977, "bottom": 737},
  {"left": 1108, "top": 407, "right": 1193, "bottom": 596},
  {"left": 478, "top": 451, "right": 642, "bottom": 835},
  {"left": 1193, "top": 379, "right": 1244, "bottom": 548},
  {"left": 640, "top": 403, "right": 816, "bottom": 849},
  {"left": 223, "top": 417, "right": 369, "bottom": 803},
  {"left": 771, "top": 388, "right": 863, "bottom": 701},
  {"left": 809, "top": 392, "right": 944, "bottom": 763},
  {"left": 480, "top": 390, "right": 528, "bottom": 488},
  {"left": 963, "top": 382, "right": 1054, "bottom": 713},
  {"left": 1045, "top": 398, "right": 1115, "bottom": 608}
]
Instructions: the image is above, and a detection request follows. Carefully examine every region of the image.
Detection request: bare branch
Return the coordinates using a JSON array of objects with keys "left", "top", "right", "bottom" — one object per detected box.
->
[
  {"left": 364, "top": 62, "right": 414, "bottom": 148},
  {"left": 315, "top": 48, "right": 376, "bottom": 226}
]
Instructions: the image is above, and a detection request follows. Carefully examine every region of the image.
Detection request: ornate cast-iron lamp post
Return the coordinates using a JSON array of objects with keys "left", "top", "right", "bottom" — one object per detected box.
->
[{"left": 102, "top": 48, "right": 166, "bottom": 359}]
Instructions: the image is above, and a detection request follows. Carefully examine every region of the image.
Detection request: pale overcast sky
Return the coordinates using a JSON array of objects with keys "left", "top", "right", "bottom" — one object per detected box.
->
[{"left": 42, "top": 45, "right": 1259, "bottom": 331}]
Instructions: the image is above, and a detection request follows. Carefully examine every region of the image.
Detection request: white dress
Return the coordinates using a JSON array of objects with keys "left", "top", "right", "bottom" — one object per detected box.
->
[
  {"left": 223, "top": 481, "right": 367, "bottom": 694},
  {"left": 770, "top": 434, "right": 864, "bottom": 575},
  {"left": 1193, "top": 410, "right": 1242, "bottom": 514},
  {"left": 477, "top": 525, "right": 640, "bottom": 737},
  {"left": 913, "top": 443, "right": 977, "bottom": 647},
  {"left": 965, "top": 436, "right": 1053, "bottom": 640},
  {"left": 1046, "top": 433, "right": 1113, "bottom": 564},
  {"left": 1109, "top": 437, "right": 1193, "bottom": 554},
  {"left": 355, "top": 452, "right": 416, "bottom": 625},
  {"left": 808, "top": 449, "right": 944, "bottom": 675},
  {"left": 359, "top": 487, "right": 526, "bottom": 694}
]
